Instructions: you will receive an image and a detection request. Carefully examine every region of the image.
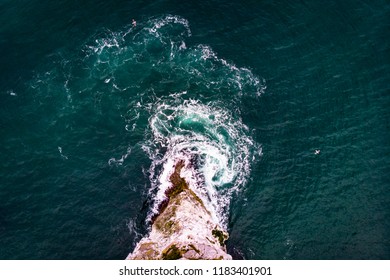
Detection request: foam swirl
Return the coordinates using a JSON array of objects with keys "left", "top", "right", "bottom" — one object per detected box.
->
[{"left": 143, "top": 97, "right": 261, "bottom": 227}]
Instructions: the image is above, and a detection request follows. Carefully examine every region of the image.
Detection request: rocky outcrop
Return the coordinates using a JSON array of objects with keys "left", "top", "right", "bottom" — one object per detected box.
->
[{"left": 127, "top": 161, "right": 232, "bottom": 260}]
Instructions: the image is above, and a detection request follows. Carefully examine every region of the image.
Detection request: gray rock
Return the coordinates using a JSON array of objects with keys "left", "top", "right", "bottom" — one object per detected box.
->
[{"left": 127, "top": 161, "right": 232, "bottom": 260}]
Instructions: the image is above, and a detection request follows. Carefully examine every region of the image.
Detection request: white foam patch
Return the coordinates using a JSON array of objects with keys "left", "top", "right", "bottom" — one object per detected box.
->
[
  {"left": 8, "top": 90, "right": 17, "bottom": 96},
  {"left": 195, "top": 45, "right": 266, "bottom": 97},
  {"left": 108, "top": 147, "right": 132, "bottom": 166},
  {"left": 142, "top": 98, "right": 261, "bottom": 228},
  {"left": 148, "top": 15, "right": 191, "bottom": 37},
  {"left": 58, "top": 146, "right": 68, "bottom": 160}
]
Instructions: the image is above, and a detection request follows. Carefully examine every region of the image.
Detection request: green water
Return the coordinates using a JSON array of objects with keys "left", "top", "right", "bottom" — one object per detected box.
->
[{"left": 0, "top": 0, "right": 389, "bottom": 259}]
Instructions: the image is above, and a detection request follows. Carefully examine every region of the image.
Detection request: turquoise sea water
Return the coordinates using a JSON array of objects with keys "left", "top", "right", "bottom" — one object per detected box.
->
[{"left": 0, "top": 0, "right": 389, "bottom": 259}]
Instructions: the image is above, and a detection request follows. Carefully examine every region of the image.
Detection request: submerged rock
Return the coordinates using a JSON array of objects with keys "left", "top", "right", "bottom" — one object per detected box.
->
[{"left": 127, "top": 161, "right": 232, "bottom": 260}]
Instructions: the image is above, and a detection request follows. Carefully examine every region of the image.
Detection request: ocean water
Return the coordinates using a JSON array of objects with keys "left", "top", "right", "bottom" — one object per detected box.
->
[{"left": 0, "top": 0, "right": 389, "bottom": 260}]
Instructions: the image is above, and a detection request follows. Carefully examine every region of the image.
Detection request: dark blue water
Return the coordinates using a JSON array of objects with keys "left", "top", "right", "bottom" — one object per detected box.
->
[{"left": 0, "top": 0, "right": 389, "bottom": 259}]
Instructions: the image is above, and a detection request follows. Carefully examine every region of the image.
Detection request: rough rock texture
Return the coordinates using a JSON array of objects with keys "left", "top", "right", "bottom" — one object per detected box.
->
[{"left": 127, "top": 161, "right": 232, "bottom": 260}]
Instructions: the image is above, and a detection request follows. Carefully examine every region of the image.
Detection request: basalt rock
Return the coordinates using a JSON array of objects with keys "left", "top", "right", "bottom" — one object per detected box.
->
[{"left": 127, "top": 160, "right": 232, "bottom": 260}]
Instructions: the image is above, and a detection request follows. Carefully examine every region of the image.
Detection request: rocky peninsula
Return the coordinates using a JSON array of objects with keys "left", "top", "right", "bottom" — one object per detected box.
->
[{"left": 127, "top": 160, "right": 232, "bottom": 260}]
